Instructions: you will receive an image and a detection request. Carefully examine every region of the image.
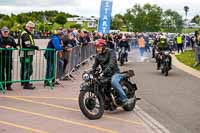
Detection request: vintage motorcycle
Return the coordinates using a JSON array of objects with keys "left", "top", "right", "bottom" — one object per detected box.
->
[
  {"left": 156, "top": 50, "right": 172, "bottom": 76},
  {"left": 78, "top": 68, "right": 139, "bottom": 120}
]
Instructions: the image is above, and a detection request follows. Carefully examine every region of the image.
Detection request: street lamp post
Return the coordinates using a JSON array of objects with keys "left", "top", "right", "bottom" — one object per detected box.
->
[
  {"left": 184, "top": 6, "right": 189, "bottom": 33},
  {"left": 184, "top": 6, "right": 189, "bottom": 49}
]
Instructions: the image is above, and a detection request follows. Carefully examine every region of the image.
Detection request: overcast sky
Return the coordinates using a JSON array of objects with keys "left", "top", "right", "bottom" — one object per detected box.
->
[{"left": 0, "top": 0, "right": 199, "bottom": 18}]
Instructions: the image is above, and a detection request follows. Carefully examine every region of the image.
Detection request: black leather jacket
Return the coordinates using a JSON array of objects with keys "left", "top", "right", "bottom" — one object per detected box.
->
[
  {"left": 92, "top": 48, "right": 120, "bottom": 77},
  {"left": 0, "top": 35, "right": 17, "bottom": 56},
  {"left": 118, "top": 39, "right": 130, "bottom": 51},
  {"left": 0, "top": 35, "right": 17, "bottom": 48}
]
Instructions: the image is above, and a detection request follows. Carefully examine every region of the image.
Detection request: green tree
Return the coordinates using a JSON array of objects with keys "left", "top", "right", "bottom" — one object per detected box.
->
[
  {"left": 70, "top": 24, "right": 82, "bottom": 29},
  {"left": 55, "top": 13, "right": 67, "bottom": 27},
  {"left": 0, "top": 14, "right": 8, "bottom": 19},
  {"left": 16, "top": 14, "right": 29, "bottom": 24},
  {"left": 0, "top": 11, "right": 88, "bottom": 31},
  {"left": 124, "top": 3, "right": 162, "bottom": 32},
  {"left": 192, "top": 15, "right": 200, "bottom": 25},
  {"left": 162, "top": 9, "right": 183, "bottom": 32},
  {"left": 111, "top": 14, "right": 124, "bottom": 30},
  {"left": 0, "top": 15, "right": 15, "bottom": 29},
  {"left": 0, "top": 20, "right": 13, "bottom": 29}
]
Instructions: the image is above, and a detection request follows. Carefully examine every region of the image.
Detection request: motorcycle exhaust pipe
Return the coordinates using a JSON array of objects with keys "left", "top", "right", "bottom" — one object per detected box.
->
[
  {"left": 136, "top": 97, "right": 141, "bottom": 101},
  {"left": 111, "top": 94, "right": 119, "bottom": 107}
]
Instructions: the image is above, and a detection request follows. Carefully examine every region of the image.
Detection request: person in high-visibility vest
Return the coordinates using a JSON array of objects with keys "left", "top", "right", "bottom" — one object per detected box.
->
[
  {"left": 18, "top": 21, "right": 39, "bottom": 90},
  {"left": 176, "top": 34, "right": 183, "bottom": 53},
  {"left": 138, "top": 35, "right": 145, "bottom": 61},
  {"left": 156, "top": 34, "right": 172, "bottom": 70}
]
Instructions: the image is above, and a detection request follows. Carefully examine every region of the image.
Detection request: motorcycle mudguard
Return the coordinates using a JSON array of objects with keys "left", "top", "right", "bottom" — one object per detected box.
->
[
  {"left": 80, "top": 83, "right": 102, "bottom": 95},
  {"left": 80, "top": 83, "right": 92, "bottom": 91},
  {"left": 129, "top": 82, "right": 138, "bottom": 91}
]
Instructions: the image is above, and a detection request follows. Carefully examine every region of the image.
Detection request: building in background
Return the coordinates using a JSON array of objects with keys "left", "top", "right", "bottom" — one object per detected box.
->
[{"left": 67, "top": 16, "right": 97, "bottom": 28}]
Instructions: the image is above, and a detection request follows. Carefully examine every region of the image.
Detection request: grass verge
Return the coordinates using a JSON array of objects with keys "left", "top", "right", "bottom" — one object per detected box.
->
[{"left": 176, "top": 50, "right": 200, "bottom": 71}]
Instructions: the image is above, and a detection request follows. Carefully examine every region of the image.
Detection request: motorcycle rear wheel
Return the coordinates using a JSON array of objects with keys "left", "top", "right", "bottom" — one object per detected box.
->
[{"left": 122, "top": 81, "right": 137, "bottom": 111}]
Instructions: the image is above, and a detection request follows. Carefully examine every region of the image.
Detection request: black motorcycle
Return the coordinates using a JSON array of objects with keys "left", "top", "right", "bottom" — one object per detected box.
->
[
  {"left": 158, "top": 51, "right": 172, "bottom": 76},
  {"left": 78, "top": 69, "right": 139, "bottom": 120},
  {"left": 118, "top": 47, "right": 127, "bottom": 65}
]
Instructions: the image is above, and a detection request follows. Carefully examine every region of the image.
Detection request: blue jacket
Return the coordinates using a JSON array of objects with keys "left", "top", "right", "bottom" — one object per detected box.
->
[
  {"left": 47, "top": 35, "right": 63, "bottom": 51},
  {"left": 45, "top": 35, "right": 63, "bottom": 60}
]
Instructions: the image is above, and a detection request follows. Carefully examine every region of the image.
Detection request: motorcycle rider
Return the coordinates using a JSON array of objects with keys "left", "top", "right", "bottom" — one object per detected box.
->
[
  {"left": 152, "top": 34, "right": 159, "bottom": 58},
  {"left": 106, "top": 34, "right": 115, "bottom": 50},
  {"left": 156, "top": 33, "right": 172, "bottom": 70},
  {"left": 118, "top": 36, "right": 130, "bottom": 62},
  {"left": 92, "top": 39, "right": 132, "bottom": 106}
]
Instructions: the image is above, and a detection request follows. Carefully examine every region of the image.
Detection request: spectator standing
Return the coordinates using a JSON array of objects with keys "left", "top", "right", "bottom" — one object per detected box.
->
[
  {"left": 0, "top": 26, "right": 17, "bottom": 91},
  {"left": 18, "top": 21, "right": 39, "bottom": 89},
  {"left": 44, "top": 30, "right": 64, "bottom": 86}
]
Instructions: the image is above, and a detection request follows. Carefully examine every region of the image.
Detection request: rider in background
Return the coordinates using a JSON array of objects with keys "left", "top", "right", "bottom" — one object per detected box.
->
[
  {"left": 156, "top": 33, "right": 172, "bottom": 70},
  {"left": 118, "top": 36, "right": 130, "bottom": 62},
  {"left": 106, "top": 34, "right": 115, "bottom": 50}
]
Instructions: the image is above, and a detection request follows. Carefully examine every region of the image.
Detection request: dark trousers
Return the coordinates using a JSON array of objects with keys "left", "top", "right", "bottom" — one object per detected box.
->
[
  {"left": 177, "top": 44, "right": 183, "bottom": 53},
  {"left": 20, "top": 56, "right": 33, "bottom": 85},
  {"left": 45, "top": 56, "right": 55, "bottom": 83},
  {"left": 63, "top": 59, "right": 68, "bottom": 73},
  {"left": 0, "top": 54, "right": 13, "bottom": 88}
]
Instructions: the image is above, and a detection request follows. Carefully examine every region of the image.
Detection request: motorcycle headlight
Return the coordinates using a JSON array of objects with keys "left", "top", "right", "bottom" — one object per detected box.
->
[
  {"left": 82, "top": 73, "right": 90, "bottom": 81},
  {"left": 89, "top": 74, "right": 94, "bottom": 79},
  {"left": 164, "top": 51, "right": 170, "bottom": 55}
]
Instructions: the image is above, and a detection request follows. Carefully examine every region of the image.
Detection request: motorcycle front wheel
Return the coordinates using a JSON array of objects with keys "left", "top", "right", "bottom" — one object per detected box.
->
[
  {"left": 164, "top": 62, "right": 169, "bottom": 76},
  {"left": 120, "top": 56, "right": 124, "bottom": 66},
  {"left": 79, "top": 89, "right": 104, "bottom": 120}
]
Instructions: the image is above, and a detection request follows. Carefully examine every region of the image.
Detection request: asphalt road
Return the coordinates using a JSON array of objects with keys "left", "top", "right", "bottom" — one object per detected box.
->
[{"left": 125, "top": 48, "right": 200, "bottom": 133}]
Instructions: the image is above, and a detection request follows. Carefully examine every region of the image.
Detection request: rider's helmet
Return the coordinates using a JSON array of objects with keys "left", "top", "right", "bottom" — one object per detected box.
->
[
  {"left": 96, "top": 39, "right": 106, "bottom": 53},
  {"left": 96, "top": 39, "right": 106, "bottom": 47}
]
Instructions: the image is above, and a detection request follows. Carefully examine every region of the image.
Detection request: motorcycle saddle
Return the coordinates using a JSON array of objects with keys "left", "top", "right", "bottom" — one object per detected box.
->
[{"left": 120, "top": 70, "right": 135, "bottom": 78}]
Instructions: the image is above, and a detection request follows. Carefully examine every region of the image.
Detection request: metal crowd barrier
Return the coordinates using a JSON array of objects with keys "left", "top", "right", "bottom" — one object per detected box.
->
[
  {"left": 0, "top": 48, "right": 56, "bottom": 93},
  {"left": 0, "top": 43, "right": 96, "bottom": 93},
  {"left": 61, "top": 43, "right": 96, "bottom": 79}
]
